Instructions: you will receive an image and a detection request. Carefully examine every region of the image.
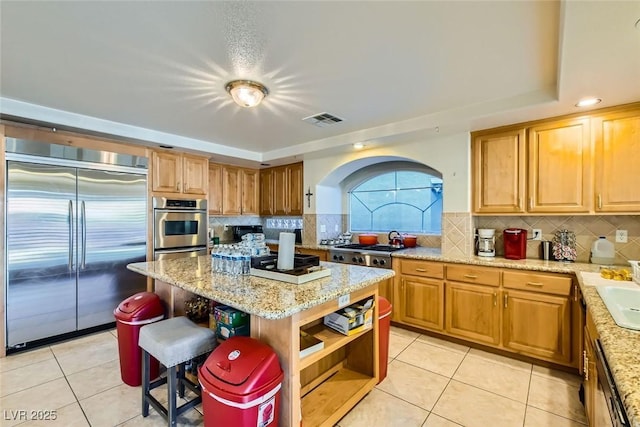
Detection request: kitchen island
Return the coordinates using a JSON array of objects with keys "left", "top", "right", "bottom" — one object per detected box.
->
[{"left": 127, "top": 256, "right": 395, "bottom": 427}]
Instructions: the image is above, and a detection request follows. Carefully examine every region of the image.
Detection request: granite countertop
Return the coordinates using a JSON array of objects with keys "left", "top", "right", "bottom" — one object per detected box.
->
[
  {"left": 127, "top": 256, "right": 394, "bottom": 320},
  {"left": 391, "top": 247, "right": 640, "bottom": 426}
]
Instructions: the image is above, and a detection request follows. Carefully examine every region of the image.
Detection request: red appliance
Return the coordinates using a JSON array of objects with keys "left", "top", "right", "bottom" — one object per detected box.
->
[
  {"left": 113, "top": 292, "right": 164, "bottom": 386},
  {"left": 503, "top": 228, "right": 528, "bottom": 260},
  {"left": 199, "top": 336, "right": 284, "bottom": 427}
]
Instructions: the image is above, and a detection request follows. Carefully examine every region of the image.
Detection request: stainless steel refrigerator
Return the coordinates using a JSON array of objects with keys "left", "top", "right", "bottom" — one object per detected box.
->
[{"left": 5, "top": 157, "right": 147, "bottom": 349}]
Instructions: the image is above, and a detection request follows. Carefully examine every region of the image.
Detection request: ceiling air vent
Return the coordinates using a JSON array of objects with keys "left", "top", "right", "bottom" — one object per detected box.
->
[{"left": 302, "top": 112, "right": 344, "bottom": 128}]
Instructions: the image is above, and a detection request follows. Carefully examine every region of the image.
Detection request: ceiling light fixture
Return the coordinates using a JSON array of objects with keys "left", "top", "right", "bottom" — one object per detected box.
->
[
  {"left": 575, "top": 97, "right": 602, "bottom": 107},
  {"left": 225, "top": 80, "right": 269, "bottom": 108},
  {"left": 353, "top": 142, "right": 364, "bottom": 149}
]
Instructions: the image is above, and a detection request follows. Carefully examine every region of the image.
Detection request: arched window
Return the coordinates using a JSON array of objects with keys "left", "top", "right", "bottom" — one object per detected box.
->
[{"left": 349, "top": 170, "right": 442, "bottom": 234}]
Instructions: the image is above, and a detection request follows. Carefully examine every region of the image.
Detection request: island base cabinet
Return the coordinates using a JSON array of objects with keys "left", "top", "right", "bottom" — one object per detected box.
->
[
  {"left": 249, "top": 284, "right": 379, "bottom": 427},
  {"left": 502, "top": 289, "right": 572, "bottom": 364}
]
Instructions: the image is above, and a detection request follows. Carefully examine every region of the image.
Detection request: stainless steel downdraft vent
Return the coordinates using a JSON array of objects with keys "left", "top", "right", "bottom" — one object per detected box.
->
[{"left": 302, "top": 112, "right": 345, "bottom": 127}]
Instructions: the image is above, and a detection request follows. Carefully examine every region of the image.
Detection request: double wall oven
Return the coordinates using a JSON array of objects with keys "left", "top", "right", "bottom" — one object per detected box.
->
[
  {"left": 153, "top": 197, "right": 208, "bottom": 260},
  {"left": 328, "top": 244, "right": 404, "bottom": 269}
]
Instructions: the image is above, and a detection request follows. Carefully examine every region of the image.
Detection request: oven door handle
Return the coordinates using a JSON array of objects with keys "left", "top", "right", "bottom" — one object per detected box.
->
[
  {"left": 154, "top": 246, "right": 207, "bottom": 255},
  {"left": 595, "top": 340, "right": 630, "bottom": 426}
]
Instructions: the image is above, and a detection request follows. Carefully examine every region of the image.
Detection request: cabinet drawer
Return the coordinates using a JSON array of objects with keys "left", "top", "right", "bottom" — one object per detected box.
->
[
  {"left": 503, "top": 270, "right": 572, "bottom": 296},
  {"left": 400, "top": 260, "right": 444, "bottom": 279},
  {"left": 446, "top": 264, "right": 500, "bottom": 286}
]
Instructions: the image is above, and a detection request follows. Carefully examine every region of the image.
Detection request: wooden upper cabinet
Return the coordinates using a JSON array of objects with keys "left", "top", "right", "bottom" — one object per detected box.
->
[
  {"left": 273, "top": 166, "right": 288, "bottom": 215},
  {"left": 208, "top": 163, "right": 223, "bottom": 215},
  {"left": 265, "top": 162, "right": 303, "bottom": 216},
  {"left": 209, "top": 163, "right": 259, "bottom": 216},
  {"left": 472, "top": 129, "right": 526, "bottom": 213},
  {"left": 259, "top": 169, "right": 274, "bottom": 215},
  {"left": 288, "top": 162, "right": 303, "bottom": 215},
  {"left": 152, "top": 151, "right": 207, "bottom": 195},
  {"left": 592, "top": 107, "right": 640, "bottom": 212},
  {"left": 528, "top": 118, "right": 591, "bottom": 213},
  {"left": 152, "top": 151, "right": 181, "bottom": 193},
  {"left": 182, "top": 155, "right": 208, "bottom": 195},
  {"left": 241, "top": 169, "right": 260, "bottom": 215},
  {"left": 222, "top": 166, "right": 242, "bottom": 215}
]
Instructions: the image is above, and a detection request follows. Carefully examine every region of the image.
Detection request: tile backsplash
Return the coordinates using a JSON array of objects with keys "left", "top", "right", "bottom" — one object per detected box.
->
[{"left": 475, "top": 215, "right": 640, "bottom": 264}]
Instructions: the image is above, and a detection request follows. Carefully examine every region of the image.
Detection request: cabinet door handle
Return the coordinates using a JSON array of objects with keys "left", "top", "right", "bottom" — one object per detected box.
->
[
  {"left": 597, "top": 193, "right": 602, "bottom": 209},
  {"left": 176, "top": 181, "right": 181, "bottom": 191},
  {"left": 504, "top": 293, "right": 508, "bottom": 308},
  {"left": 574, "top": 284, "right": 578, "bottom": 302},
  {"left": 526, "top": 281, "right": 543, "bottom": 287},
  {"left": 415, "top": 268, "right": 427, "bottom": 272},
  {"left": 529, "top": 197, "right": 533, "bottom": 210},
  {"left": 463, "top": 274, "right": 478, "bottom": 279},
  {"left": 493, "top": 292, "right": 497, "bottom": 306},
  {"left": 583, "top": 350, "right": 589, "bottom": 380}
]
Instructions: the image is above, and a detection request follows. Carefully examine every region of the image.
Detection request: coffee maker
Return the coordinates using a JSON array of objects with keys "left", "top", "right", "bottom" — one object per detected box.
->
[
  {"left": 504, "top": 228, "right": 528, "bottom": 259},
  {"left": 476, "top": 229, "right": 496, "bottom": 257}
]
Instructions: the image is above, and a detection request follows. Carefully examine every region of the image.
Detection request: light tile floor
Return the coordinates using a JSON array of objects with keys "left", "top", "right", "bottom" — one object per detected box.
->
[{"left": 0, "top": 326, "right": 587, "bottom": 426}]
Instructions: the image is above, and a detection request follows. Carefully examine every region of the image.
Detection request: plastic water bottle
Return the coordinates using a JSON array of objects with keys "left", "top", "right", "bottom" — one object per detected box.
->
[
  {"left": 231, "top": 247, "right": 242, "bottom": 276},
  {"left": 211, "top": 245, "right": 220, "bottom": 273},
  {"left": 241, "top": 249, "right": 251, "bottom": 276}
]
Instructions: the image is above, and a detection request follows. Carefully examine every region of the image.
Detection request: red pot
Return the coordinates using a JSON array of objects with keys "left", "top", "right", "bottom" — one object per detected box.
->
[
  {"left": 358, "top": 233, "right": 378, "bottom": 245},
  {"left": 402, "top": 235, "right": 417, "bottom": 247}
]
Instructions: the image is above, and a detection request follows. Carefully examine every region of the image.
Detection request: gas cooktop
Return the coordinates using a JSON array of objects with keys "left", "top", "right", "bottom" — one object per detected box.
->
[{"left": 331, "top": 244, "right": 405, "bottom": 253}]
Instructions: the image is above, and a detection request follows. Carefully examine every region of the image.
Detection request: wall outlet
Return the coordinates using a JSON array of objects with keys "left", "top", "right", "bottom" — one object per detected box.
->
[
  {"left": 616, "top": 230, "right": 628, "bottom": 243},
  {"left": 223, "top": 224, "right": 229, "bottom": 231},
  {"left": 320, "top": 224, "right": 326, "bottom": 233},
  {"left": 532, "top": 229, "right": 542, "bottom": 240}
]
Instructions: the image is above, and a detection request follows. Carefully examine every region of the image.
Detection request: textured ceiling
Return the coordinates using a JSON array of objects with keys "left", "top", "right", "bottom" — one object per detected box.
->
[{"left": 1, "top": 1, "right": 639, "bottom": 165}]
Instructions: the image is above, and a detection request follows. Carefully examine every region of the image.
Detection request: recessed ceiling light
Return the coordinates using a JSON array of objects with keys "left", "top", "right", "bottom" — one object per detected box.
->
[
  {"left": 575, "top": 97, "right": 602, "bottom": 107},
  {"left": 353, "top": 142, "right": 364, "bottom": 149}
]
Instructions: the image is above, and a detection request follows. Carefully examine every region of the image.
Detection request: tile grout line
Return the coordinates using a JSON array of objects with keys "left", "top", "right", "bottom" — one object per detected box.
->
[{"left": 50, "top": 343, "right": 93, "bottom": 426}]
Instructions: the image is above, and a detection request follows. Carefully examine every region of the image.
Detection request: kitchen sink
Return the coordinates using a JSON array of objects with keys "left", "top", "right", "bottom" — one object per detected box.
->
[{"left": 596, "top": 286, "right": 640, "bottom": 330}]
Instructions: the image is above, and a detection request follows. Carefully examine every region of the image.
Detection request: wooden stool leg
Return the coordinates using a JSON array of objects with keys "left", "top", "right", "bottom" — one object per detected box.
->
[
  {"left": 168, "top": 366, "right": 177, "bottom": 427},
  {"left": 141, "top": 350, "right": 150, "bottom": 417}
]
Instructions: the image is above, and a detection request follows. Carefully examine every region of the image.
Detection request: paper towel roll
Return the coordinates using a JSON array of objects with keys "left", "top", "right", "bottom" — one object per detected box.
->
[{"left": 277, "top": 232, "right": 296, "bottom": 270}]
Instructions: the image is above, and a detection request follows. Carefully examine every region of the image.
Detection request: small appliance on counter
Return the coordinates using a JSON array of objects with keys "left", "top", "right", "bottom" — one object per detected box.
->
[
  {"left": 503, "top": 228, "right": 527, "bottom": 259},
  {"left": 552, "top": 230, "right": 577, "bottom": 262},
  {"left": 232, "top": 225, "right": 263, "bottom": 242},
  {"left": 476, "top": 229, "right": 496, "bottom": 257}
]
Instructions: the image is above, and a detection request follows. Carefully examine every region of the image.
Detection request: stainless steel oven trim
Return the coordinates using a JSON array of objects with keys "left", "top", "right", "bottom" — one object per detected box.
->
[
  {"left": 153, "top": 247, "right": 207, "bottom": 261},
  {"left": 595, "top": 339, "right": 630, "bottom": 427},
  {"left": 153, "top": 210, "right": 208, "bottom": 250}
]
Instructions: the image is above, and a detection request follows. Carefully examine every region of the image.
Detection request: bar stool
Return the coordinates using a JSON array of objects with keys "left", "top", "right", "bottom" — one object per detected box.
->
[{"left": 139, "top": 316, "right": 216, "bottom": 426}]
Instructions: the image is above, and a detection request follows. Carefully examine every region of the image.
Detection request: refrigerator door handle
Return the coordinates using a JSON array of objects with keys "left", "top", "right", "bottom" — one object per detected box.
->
[
  {"left": 81, "top": 200, "right": 87, "bottom": 269},
  {"left": 69, "top": 200, "right": 74, "bottom": 271}
]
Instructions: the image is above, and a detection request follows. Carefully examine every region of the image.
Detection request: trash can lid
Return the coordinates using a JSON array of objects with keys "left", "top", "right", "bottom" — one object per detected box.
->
[
  {"left": 200, "top": 336, "right": 282, "bottom": 393},
  {"left": 378, "top": 296, "right": 392, "bottom": 317},
  {"left": 114, "top": 292, "right": 164, "bottom": 321}
]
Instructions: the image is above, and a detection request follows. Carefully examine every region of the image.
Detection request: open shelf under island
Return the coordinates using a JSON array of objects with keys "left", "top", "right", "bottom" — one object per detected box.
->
[{"left": 127, "top": 256, "right": 395, "bottom": 427}]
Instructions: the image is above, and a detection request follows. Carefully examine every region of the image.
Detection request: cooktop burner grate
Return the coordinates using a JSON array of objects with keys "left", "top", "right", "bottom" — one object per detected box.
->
[{"left": 332, "top": 244, "right": 405, "bottom": 253}]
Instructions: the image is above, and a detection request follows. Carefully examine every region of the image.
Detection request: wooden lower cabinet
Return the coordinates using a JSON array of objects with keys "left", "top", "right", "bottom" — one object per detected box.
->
[
  {"left": 399, "top": 276, "right": 444, "bottom": 331},
  {"left": 445, "top": 281, "right": 501, "bottom": 345},
  {"left": 502, "top": 289, "right": 571, "bottom": 363},
  {"left": 393, "top": 259, "right": 579, "bottom": 368}
]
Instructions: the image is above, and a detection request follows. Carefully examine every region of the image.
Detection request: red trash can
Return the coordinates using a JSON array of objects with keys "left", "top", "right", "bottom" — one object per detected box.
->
[
  {"left": 378, "top": 296, "right": 393, "bottom": 384},
  {"left": 113, "top": 292, "right": 164, "bottom": 386},
  {"left": 199, "top": 336, "right": 284, "bottom": 427}
]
